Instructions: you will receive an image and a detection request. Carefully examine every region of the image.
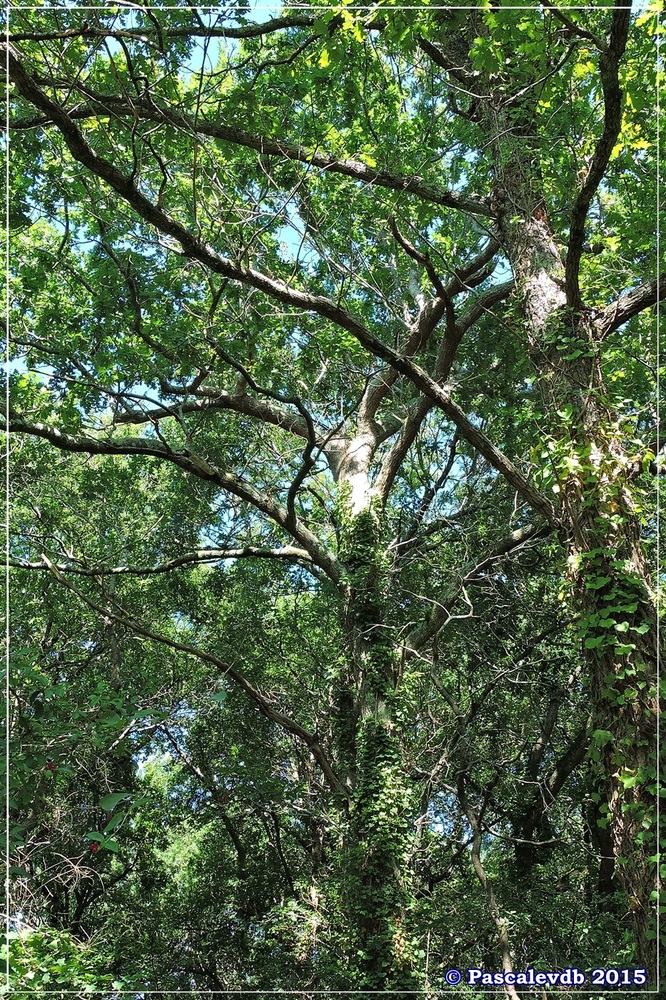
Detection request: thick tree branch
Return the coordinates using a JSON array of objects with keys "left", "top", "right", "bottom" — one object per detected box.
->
[
  {"left": 369, "top": 244, "right": 493, "bottom": 500},
  {"left": 8, "top": 546, "right": 314, "bottom": 576},
  {"left": 513, "top": 726, "right": 590, "bottom": 844},
  {"left": 383, "top": 363, "right": 554, "bottom": 521},
  {"left": 456, "top": 279, "right": 515, "bottom": 335},
  {"left": 9, "top": 15, "right": 321, "bottom": 43},
  {"left": 358, "top": 221, "right": 474, "bottom": 428},
  {"left": 565, "top": 0, "right": 632, "bottom": 309},
  {"left": 461, "top": 523, "right": 553, "bottom": 584},
  {"left": 374, "top": 398, "right": 433, "bottom": 503},
  {"left": 325, "top": 266, "right": 509, "bottom": 499},
  {"left": 110, "top": 391, "right": 312, "bottom": 441},
  {"left": 544, "top": 725, "right": 590, "bottom": 803},
  {"left": 416, "top": 34, "right": 476, "bottom": 87},
  {"left": 9, "top": 92, "right": 494, "bottom": 219},
  {"left": 5, "top": 414, "right": 341, "bottom": 583},
  {"left": 527, "top": 693, "right": 561, "bottom": 783},
  {"left": 598, "top": 275, "right": 661, "bottom": 336},
  {"left": 339, "top": 309, "right": 554, "bottom": 519},
  {"left": 451, "top": 239, "right": 502, "bottom": 293},
  {"left": 542, "top": 3, "right": 606, "bottom": 51},
  {"left": 357, "top": 295, "right": 446, "bottom": 430}
]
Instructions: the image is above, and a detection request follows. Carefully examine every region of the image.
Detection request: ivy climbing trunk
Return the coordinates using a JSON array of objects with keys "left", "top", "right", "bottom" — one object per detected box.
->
[
  {"left": 333, "top": 492, "right": 419, "bottom": 989},
  {"left": 483, "top": 103, "right": 660, "bottom": 983},
  {"left": 560, "top": 386, "right": 659, "bottom": 981}
]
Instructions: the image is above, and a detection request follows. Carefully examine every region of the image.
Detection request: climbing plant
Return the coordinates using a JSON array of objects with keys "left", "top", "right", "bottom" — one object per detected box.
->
[{"left": 4, "top": 0, "right": 662, "bottom": 992}]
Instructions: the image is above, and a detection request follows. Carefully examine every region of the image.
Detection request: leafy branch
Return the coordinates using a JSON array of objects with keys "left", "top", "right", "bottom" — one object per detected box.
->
[
  {"left": 5, "top": 40, "right": 554, "bottom": 525},
  {"left": 39, "top": 554, "right": 348, "bottom": 800}
]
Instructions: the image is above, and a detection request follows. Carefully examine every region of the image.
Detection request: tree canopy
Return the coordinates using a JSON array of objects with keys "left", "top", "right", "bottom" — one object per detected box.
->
[{"left": 3, "top": 1, "right": 663, "bottom": 995}]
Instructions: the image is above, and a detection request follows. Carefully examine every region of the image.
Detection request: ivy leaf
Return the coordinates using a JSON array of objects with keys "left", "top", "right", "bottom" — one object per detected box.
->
[{"left": 591, "top": 729, "right": 614, "bottom": 746}]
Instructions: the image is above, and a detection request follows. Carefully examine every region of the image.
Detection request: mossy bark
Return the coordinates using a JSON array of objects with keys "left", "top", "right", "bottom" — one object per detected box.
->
[{"left": 333, "top": 504, "right": 420, "bottom": 989}]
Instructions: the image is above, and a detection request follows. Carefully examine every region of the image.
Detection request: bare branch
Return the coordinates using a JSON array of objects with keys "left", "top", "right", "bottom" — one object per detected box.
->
[
  {"left": 8, "top": 546, "right": 314, "bottom": 577},
  {"left": 203, "top": 337, "right": 319, "bottom": 531},
  {"left": 407, "top": 523, "right": 553, "bottom": 653},
  {"left": 389, "top": 431, "right": 460, "bottom": 538},
  {"left": 357, "top": 216, "right": 461, "bottom": 428},
  {"left": 461, "top": 523, "right": 553, "bottom": 584}
]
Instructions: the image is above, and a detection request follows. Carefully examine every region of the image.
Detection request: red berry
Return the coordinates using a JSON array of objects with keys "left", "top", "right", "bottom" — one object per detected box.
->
[
  {"left": 90, "top": 842, "right": 100, "bottom": 854},
  {"left": 45, "top": 761, "right": 56, "bottom": 772}
]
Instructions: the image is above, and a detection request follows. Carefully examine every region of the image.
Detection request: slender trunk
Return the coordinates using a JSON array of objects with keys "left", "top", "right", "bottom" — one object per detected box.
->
[{"left": 585, "top": 798, "right": 620, "bottom": 897}]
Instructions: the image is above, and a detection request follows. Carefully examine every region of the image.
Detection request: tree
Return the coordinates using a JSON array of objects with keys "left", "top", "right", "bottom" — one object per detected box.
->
[{"left": 4, "top": 0, "right": 662, "bottom": 992}]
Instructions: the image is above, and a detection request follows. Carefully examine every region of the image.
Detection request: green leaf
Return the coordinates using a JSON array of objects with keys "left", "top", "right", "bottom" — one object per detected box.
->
[
  {"left": 99, "top": 791, "right": 131, "bottom": 811},
  {"left": 620, "top": 774, "right": 639, "bottom": 788},
  {"left": 591, "top": 729, "right": 614, "bottom": 746},
  {"left": 103, "top": 811, "right": 126, "bottom": 834}
]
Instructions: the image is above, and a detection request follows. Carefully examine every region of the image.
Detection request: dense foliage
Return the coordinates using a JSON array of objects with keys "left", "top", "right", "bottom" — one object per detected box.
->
[{"left": 3, "top": 1, "right": 662, "bottom": 995}]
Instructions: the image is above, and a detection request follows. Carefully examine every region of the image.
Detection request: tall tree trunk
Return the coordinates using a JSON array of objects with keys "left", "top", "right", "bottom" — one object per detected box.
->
[
  {"left": 484, "top": 101, "right": 660, "bottom": 982},
  {"left": 412, "top": 6, "right": 661, "bottom": 965},
  {"left": 332, "top": 448, "right": 419, "bottom": 988}
]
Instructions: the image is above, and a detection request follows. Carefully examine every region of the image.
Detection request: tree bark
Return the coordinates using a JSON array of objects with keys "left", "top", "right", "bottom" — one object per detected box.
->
[
  {"left": 332, "top": 435, "right": 420, "bottom": 988},
  {"left": 477, "top": 90, "right": 661, "bottom": 986}
]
